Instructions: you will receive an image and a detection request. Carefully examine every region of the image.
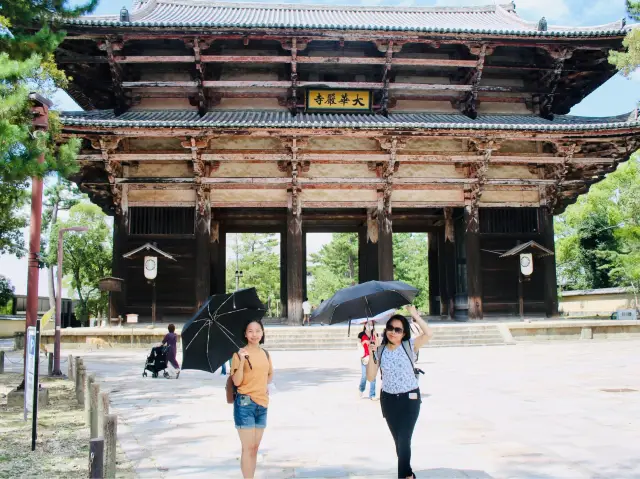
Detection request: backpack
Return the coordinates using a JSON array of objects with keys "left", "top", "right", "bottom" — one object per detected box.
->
[
  {"left": 225, "top": 349, "right": 270, "bottom": 404},
  {"left": 376, "top": 340, "right": 424, "bottom": 380}
]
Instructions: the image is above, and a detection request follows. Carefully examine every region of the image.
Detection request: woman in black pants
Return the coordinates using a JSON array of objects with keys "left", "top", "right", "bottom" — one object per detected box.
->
[{"left": 367, "top": 305, "right": 433, "bottom": 478}]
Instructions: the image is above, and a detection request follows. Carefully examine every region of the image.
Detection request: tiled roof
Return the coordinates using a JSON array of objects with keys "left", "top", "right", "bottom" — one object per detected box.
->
[
  {"left": 63, "top": 1, "right": 628, "bottom": 37},
  {"left": 59, "top": 110, "right": 640, "bottom": 131}
]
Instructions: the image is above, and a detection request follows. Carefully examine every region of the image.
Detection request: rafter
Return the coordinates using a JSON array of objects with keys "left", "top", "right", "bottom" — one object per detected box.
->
[
  {"left": 539, "top": 47, "right": 575, "bottom": 120},
  {"left": 460, "top": 44, "right": 493, "bottom": 119},
  {"left": 98, "top": 39, "right": 128, "bottom": 114}
]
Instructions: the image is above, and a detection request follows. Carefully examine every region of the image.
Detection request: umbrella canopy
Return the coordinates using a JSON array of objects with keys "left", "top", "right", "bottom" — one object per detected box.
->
[
  {"left": 181, "top": 288, "right": 266, "bottom": 373},
  {"left": 310, "top": 281, "right": 418, "bottom": 326},
  {"left": 351, "top": 309, "right": 397, "bottom": 325}
]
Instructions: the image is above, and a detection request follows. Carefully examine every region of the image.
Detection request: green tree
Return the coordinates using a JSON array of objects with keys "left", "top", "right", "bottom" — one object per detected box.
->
[
  {"left": 393, "top": 233, "right": 429, "bottom": 312},
  {"left": 609, "top": 2, "right": 640, "bottom": 75},
  {"left": 0, "top": 0, "right": 96, "bottom": 258},
  {"left": 0, "top": 179, "right": 28, "bottom": 256},
  {"left": 42, "top": 177, "right": 83, "bottom": 311},
  {"left": 307, "top": 233, "right": 359, "bottom": 307},
  {"left": 0, "top": 275, "right": 15, "bottom": 314},
  {"left": 226, "top": 233, "right": 281, "bottom": 316},
  {"left": 50, "top": 203, "right": 112, "bottom": 324}
]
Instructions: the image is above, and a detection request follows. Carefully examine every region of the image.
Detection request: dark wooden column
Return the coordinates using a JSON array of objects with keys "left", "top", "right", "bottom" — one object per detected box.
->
[
  {"left": 302, "top": 231, "right": 308, "bottom": 302},
  {"left": 378, "top": 209, "right": 394, "bottom": 281},
  {"left": 436, "top": 229, "right": 448, "bottom": 316},
  {"left": 280, "top": 227, "right": 287, "bottom": 319},
  {"left": 358, "top": 221, "right": 379, "bottom": 284},
  {"left": 195, "top": 196, "right": 211, "bottom": 309},
  {"left": 442, "top": 208, "right": 458, "bottom": 318},
  {"left": 428, "top": 232, "right": 440, "bottom": 316},
  {"left": 210, "top": 217, "right": 226, "bottom": 295},
  {"left": 465, "top": 205, "right": 483, "bottom": 320},
  {"left": 540, "top": 207, "right": 559, "bottom": 317},
  {"left": 111, "top": 212, "right": 127, "bottom": 318},
  {"left": 286, "top": 205, "right": 304, "bottom": 325}
]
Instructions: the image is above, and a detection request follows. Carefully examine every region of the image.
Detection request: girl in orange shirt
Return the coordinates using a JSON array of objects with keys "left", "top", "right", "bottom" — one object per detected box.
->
[{"left": 231, "top": 320, "right": 273, "bottom": 479}]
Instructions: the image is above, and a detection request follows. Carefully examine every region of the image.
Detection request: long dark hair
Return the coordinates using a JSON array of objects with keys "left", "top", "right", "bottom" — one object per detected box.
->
[
  {"left": 243, "top": 319, "right": 265, "bottom": 345},
  {"left": 381, "top": 314, "right": 411, "bottom": 344}
]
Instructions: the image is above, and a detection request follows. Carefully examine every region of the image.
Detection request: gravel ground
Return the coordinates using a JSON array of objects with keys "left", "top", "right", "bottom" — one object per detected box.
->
[{"left": 0, "top": 372, "right": 136, "bottom": 478}]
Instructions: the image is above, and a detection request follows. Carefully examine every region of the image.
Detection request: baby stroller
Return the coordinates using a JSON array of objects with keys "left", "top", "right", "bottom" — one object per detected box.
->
[{"left": 143, "top": 345, "right": 171, "bottom": 378}]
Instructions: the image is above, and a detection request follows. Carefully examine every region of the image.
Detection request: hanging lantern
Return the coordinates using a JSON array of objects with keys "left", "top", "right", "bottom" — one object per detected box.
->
[
  {"left": 520, "top": 253, "right": 533, "bottom": 276},
  {"left": 144, "top": 256, "right": 158, "bottom": 280}
]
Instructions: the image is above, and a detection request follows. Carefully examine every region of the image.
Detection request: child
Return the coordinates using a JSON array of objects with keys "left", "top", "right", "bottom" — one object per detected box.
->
[{"left": 162, "top": 323, "right": 181, "bottom": 379}]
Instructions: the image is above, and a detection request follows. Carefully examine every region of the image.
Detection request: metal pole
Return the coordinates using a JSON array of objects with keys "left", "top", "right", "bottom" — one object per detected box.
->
[
  {"left": 152, "top": 280, "right": 156, "bottom": 327},
  {"left": 22, "top": 94, "right": 51, "bottom": 388},
  {"left": 54, "top": 227, "right": 87, "bottom": 376}
]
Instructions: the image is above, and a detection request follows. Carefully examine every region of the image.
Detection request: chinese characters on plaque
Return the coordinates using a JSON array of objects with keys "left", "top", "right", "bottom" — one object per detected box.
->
[{"left": 305, "top": 89, "right": 372, "bottom": 112}]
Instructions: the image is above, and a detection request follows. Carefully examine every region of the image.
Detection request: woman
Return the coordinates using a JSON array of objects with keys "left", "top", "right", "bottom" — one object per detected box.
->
[
  {"left": 231, "top": 320, "right": 274, "bottom": 479},
  {"left": 357, "top": 321, "right": 377, "bottom": 400},
  {"left": 366, "top": 305, "right": 433, "bottom": 479}
]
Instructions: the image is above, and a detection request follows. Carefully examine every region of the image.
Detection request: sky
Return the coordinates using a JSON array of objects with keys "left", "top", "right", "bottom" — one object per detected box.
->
[{"left": 1, "top": 0, "right": 638, "bottom": 296}]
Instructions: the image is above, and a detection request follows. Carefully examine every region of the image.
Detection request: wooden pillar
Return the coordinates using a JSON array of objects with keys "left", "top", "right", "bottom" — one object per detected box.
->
[
  {"left": 465, "top": 205, "right": 483, "bottom": 320},
  {"left": 378, "top": 209, "right": 393, "bottom": 281},
  {"left": 209, "top": 218, "right": 226, "bottom": 295},
  {"left": 280, "top": 226, "right": 287, "bottom": 319},
  {"left": 302, "top": 231, "right": 308, "bottom": 302},
  {"left": 111, "top": 213, "right": 127, "bottom": 318},
  {"left": 428, "top": 232, "right": 440, "bottom": 316},
  {"left": 443, "top": 208, "right": 457, "bottom": 318},
  {"left": 436, "top": 229, "right": 448, "bottom": 316},
  {"left": 540, "top": 207, "right": 559, "bottom": 317},
  {"left": 195, "top": 197, "right": 211, "bottom": 309},
  {"left": 286, "top": 206, "right": 303, "bottom": 325},
  {"left": 358, "top": 224, "right": 379, "bottom": 284}
]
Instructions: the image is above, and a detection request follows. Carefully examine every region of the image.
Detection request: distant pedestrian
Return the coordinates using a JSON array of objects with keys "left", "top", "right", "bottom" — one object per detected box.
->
[
  {"left": 357, "top": 320, "right": 378, "bottom": 400},
  {"left": 162, "top": 323, "right": 180, "bottom": 379},
  {"left": 367, "top": 306, "right": 433, "bottom": 478},
  {"left": 302, "top": 298, "right": 311, "bottom": 326},
  {"left": 231, "top": 319, "right": 273, "bottom": 479}
]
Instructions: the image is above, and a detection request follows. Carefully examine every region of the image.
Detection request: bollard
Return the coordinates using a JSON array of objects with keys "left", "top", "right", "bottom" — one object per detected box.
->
[
  {"left": 90, "top": 382, "right": 100, "bottom": 439},
  {"left": 85, "top": 373, "right": 96, "bottom": 424},
  {"left": 89, "top": 437, "right": 104, "bottom": 479},
  {"left": 0, "top": 351, "right": 4, "bottom": 374},
  {"left": 68, "top": 354, "right": 74, "bottom": 380},
  {"left": 104, "top": 414, "right": 117, "bottom": 479},
  {"left": 76, "top": 366, "right": 86, "bottom": 406},
  {"left": 48, "top": 352, "right": 54, "bottom": 376},
  {"left": 99, "top": 392, "right": 110, "bottom": 436}
]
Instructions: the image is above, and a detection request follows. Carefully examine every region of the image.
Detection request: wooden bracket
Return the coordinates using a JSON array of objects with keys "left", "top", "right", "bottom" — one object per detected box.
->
[
  {"left": 460, "top": 44, "right": 492, "bottom": 119},
  {"left": 98, "top": 39, "right": 128, "bottom": 115}
]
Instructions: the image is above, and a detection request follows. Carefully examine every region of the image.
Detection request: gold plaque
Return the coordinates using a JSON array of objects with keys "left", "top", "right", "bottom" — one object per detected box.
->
[{"left": 306, "top": 89, "right": 372, "bottom": 112}]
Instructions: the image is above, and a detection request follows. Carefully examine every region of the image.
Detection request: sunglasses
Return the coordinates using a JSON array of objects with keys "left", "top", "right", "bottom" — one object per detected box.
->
[{"left": 386, "top": 325, "right": 404, "bottom": 334}]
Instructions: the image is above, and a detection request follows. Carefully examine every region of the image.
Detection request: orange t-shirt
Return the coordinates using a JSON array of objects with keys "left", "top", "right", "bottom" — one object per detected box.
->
[{"left": 231, "top": 348, "right": 273, "bottom": 408}]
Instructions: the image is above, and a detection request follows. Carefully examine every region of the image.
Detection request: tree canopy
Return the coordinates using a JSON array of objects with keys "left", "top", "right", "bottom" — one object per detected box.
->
[
  {"left": 49, "top": 202, "right": 112, "bottom": 324},
  {"left": 609, "top": 1, "right": 640, "bottom": 75},
  {"left": 0, "top": 0, "right": 96, "bottom": 257},
  {"left": 556, "top": 155, "right": 640, "bottom": 303}
]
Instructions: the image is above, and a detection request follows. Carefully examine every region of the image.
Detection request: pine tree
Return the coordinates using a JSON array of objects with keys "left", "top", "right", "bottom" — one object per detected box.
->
[{"left": 609, "top": 1, "right": 640, "bottom": 75}]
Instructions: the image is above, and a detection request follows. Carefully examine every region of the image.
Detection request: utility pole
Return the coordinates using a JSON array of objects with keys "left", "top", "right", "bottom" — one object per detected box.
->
[
  {"left": 53, "top": 227, "right": 88, "bottom": 376},
  {"left": 19, "top": 93, "right": 52, "bottom": 390}
]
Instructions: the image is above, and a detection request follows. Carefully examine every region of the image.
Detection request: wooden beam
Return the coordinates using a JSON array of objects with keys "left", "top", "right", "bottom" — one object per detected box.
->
[
  {"left": 99, "top": 40, "right": 128, "bottom": 114},
  {"left": 190, "top": 38, "right": 208, "bottom": 115},
  {"left": 539, "top": 47, "right": 575, "bottom": 119},
  {"left": 460, "top": 44, "right": 492, "bottom": 119}
]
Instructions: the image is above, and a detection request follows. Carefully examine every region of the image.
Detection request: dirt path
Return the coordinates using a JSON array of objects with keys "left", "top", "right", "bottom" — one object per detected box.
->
[{"left": 0, "top": 372, "right": 136, "bottom": 478}]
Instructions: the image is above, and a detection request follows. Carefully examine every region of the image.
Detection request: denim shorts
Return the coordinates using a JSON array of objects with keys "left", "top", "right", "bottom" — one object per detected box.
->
[{"left": 234, "top": 394, "right": 268, "bottom": 429}]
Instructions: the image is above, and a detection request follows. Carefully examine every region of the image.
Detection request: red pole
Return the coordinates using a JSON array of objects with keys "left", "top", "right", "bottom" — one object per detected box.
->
[{"left": 22, "top": 94, "right": 52, "bottom": 384}]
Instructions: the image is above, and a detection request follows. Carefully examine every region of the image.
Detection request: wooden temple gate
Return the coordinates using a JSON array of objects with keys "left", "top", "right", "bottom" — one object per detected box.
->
[{"left": 53, "top": 1, "right": 640, "bottom": 323}]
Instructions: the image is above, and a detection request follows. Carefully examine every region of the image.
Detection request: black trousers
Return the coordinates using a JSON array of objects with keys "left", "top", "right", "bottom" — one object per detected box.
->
[{"left": 380, "top": 388, "right": 421, "bottom": 478}]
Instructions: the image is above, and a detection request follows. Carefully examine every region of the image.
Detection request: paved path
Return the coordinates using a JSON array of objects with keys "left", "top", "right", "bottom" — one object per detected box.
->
[{"left": 16, "top": 340, "right": 640, "bottom": 478}]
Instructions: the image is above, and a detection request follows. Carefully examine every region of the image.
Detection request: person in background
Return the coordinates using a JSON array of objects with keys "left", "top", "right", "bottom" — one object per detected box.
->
[
  {"left": 357, "top": 320, "right": 378, "bottom": 400},
  {"left": 161, "top": 323, "right": 180, "bottom": 379},
  {"left": 302, "top": 297, "right": 311, "bottom": 326}
]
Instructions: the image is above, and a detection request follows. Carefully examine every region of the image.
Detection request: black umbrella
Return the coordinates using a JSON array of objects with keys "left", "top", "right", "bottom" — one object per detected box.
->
[
  {"left": 310, "top": 280, "right": 418, "bottom": 334},
  {"left": 181, "top": 288, "right": 266, "bottom": 373}
]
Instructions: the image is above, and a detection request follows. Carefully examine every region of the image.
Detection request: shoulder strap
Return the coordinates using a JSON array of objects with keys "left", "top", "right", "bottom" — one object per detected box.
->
[
  {"left": 376, "top": 344, "right": 386, "bottom": 366},
  {"left": 401, "top": 340, "right": 415, "bottom": 369},
  {"left": 263, "top": 348, "right": 270, "bottom": 360}
]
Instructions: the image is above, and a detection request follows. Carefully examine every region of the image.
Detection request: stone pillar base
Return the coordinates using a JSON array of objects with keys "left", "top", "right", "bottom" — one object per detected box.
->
[{"left": 7, "top": 386, "right": 49, "bottom": 408}]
